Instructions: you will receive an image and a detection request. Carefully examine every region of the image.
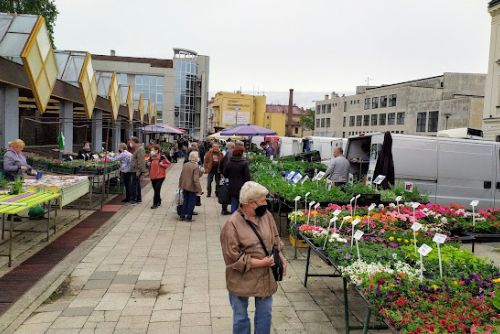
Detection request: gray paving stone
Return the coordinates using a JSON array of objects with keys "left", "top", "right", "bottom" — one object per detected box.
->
[
  {"left": 62, "top": 306, "right": 95, "bottom": 316},
  {"left": 83, "top": 279, "right": 112, "bottom": 290},
  {"left": 90, "top": 271, "right": 117, "bottom": 280},
  {"left": 113, "top": 274, "right": 139, "bottom": 284}
]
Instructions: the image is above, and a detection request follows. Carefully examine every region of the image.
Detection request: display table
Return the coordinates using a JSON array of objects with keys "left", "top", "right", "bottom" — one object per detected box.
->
[
  {"left": 24, "top": 175, "right": 90, "bottom": 208},
  {"left": 0, "top": 192, "right": 61, "bottom": 266}
]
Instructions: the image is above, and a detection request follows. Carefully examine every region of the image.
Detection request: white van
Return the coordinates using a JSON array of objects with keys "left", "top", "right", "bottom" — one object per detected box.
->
[
  {"left": 277, "top": 137, "right": 304, "bottom": 157},
  {"left": 303, "top": 136, "right": 344, "bottom": 161},
  {"left": 346, "top": 133, "right": 500, "bottom": 208}
]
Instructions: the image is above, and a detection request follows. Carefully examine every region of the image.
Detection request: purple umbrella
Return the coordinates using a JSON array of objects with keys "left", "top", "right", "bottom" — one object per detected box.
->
[
  {"left": 220, "top": 124, "right": 277, "bottom": 136},
  {"left": 139, "top": 124, "right": 184, "bottom": 134}
]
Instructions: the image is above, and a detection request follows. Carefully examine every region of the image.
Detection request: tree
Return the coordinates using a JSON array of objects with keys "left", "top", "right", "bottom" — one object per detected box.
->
[
  {"left": 299, "top": 108, "right": 315, "bottom": 130},
  {"left": 0, "top": 0, "right": 58, "bottom": 47}
]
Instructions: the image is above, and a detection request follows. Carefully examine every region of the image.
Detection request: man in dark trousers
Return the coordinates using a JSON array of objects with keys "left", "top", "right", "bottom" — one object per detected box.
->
[
  {"left": 128, "top": 137, "right": 147, "bottom": 205},
  {"left": 203, "top": 143, "right": 224, "bottom": 198}
]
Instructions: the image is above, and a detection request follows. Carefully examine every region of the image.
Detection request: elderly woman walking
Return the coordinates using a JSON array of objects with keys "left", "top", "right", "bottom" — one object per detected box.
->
[
  {"left": 220, "top": 181, "right": 287, "bottom": 334},
  {"left": 178, "top": 151, "right": 203, "bottom": 222}
]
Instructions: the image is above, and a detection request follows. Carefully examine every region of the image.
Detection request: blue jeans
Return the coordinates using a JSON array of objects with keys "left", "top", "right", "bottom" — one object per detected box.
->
[
  {"left": 231, "top": 197, "right": 240, "bottom": 213},
  {"left": 229, "top": 293, "right": 273, "bottom": 334},
  {"left": 180, "top": 190, "right": 197, "bottom": 220}
]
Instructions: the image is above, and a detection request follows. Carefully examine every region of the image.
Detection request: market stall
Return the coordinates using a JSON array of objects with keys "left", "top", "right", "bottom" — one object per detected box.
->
[{"left": 0, "top": 192, "right": 60, "bottom": 266}]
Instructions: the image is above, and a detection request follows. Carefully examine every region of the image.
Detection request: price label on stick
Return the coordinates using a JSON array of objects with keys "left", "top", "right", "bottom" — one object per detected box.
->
[
  {"left": 355, "top": 194, "right": 361, "bottom": 200},
  {"left": 343, "top": 215, "right": 352, "bottom": 221},
  {"left": 294, "top": 196, "right": 301, "bottom": 202},
  {"left": 470, "top": 200, "right": 479, "bottom": 207},
  {"left": 373, "top": 175, "right": 386, "bottom": 185},
  {"left": 411, "top": 202, "right": 420, "bottom": 209},
  {"left": 354, "top": 230, "right": 364, "bottom": 240},
  {"left": 352, "top": 218, "right": 360, "bottom": 226},
  {"left": 333, "top": 209, "right": 342, "bottom": 216},
  {"left": 411, "top": 222, "right": 422, "bottom": 232},
  {"left": 418, "top": 244, "right": 432, "bottom": 256},
  {"left": 300, "top": 176, "right": 309, "bottom": 184},
  {"left": 395, "top": 196, "right": 402, "bottom": 202},
  {"left": 314, "top": 203, "right": 320, "bottom": 210},
  {"left": 305, "top": 192, "right": 311, "bottom": 198},
  {"left": 368, "top": 203, "right": 376, "bottom": 211},
  {"left": 330, "top": 217, "right": 338, "bottom": 224},
  {"left": 433, "top": 233, "right": 447, "bottom": 244},
  {"left": 309, "top": 201, "right": 316, "bottom": 207}
]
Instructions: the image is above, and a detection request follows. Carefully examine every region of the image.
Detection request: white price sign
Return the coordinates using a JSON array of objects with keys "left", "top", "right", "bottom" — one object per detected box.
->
[
  {"left": 433, "top": 233, "right": 447, "bottom": 244},
  {"left": 353, "top": 230, "right": 364, "bottom": 240},
  {"left": 395, "top": 196, "right": 402, "bottom": 202},
  {"left": 313, "top": 171, "right": 325, "bottom": 181},
  {"left": 314, "top": 203, "right": 320, "bottom": 210},
  {"left": 411, "top": 202, "right": 420, "bottom": 209},
  {"left": 286, "top": 172, "right": 294, "bottom": 181},
  {"left": 418, "top": 244, "right": 432, "bottom": 256},
  {"left": 411, "top": 222, "right": 423, "bottom": 231},
  {"left": 305, "top": 192, "right": 311, "bottom": 197},
  {"left": 291, "top": 173, "right": 303, "bottom": 184},
  {"left": 309, "top": 201, "right": 316, "bottom": 207},
  {"left": 470, "top": 200, "right": 479, "bottom": 207},
  {"left": 343, "top": 215, "right": 352, "bottom": 221},
  {"left": 333, "top": 209, "right": 342, "bottom": 216},
  {"left": 368, "top": 203, "right": 376, "bottom": 211},
  {"left": 352, "top": 218, "right": 360, "bottom": 226},
  {"left": 330, "top": 217, "right": 338, "bottom": 224},
  {"left": 373, "top": 175, "right": 386, "bottom": 185},
  {"left": 294, "top": 196, "right": 301, "bottom": 202},
  {"left": 300, "top": 175, "right": 309, "bottom": 184}
]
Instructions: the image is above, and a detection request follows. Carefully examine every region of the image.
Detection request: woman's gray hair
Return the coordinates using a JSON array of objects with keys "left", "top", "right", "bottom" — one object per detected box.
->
[
  {"left": 118, "top": 143, "right": 127, "bottom": 151},
  {"left": 189, "top": 151, "right": 199, "bottom": 162},
  {"left": 239, "top": 181, "right": 269, "bottom": 204},
  {"left": 226, "top": 142, "right": 235, "bottom": 149}
]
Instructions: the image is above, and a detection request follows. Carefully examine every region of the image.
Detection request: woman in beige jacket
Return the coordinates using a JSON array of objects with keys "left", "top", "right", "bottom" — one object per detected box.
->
[
  {"left": 178, "top": 151, "right": 203, "bottom": 222},
  {"left": 220, "top": 181, "right": 288, "bottom": 334}
]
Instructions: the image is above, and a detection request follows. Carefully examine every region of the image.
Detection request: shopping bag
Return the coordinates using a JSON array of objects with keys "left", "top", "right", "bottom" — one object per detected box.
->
[{"left": 217, "top": 182, "right": 231, "bottom": 205}]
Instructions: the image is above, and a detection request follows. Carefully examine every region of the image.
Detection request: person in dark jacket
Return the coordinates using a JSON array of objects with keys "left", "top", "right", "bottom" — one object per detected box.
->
[
  {"left": 77, "top": 141, "right": 93, "bottom": 160},
  {"left": 218, "top": 142, "right": 235, "bottom": 215},
  {"left": 223, "top": 146, "right": 251, "bottom": 213}
]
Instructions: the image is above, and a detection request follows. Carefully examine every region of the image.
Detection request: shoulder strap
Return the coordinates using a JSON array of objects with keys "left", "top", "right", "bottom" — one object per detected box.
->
[{"left": 239, "top": 212, "right": 270, "bottom": 257}]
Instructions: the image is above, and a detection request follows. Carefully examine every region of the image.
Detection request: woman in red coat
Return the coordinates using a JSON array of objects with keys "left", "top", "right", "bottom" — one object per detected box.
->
[{"left": 148, "top": 145, "right": 171, "bottom": 209}]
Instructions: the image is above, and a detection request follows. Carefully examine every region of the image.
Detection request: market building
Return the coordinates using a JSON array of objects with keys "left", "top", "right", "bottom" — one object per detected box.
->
[
  {"left": 483, "top": 0, "right": 500, "bottom": 141},
  {"left": 315, "top": 72, "right": 485, "bottom": 138},
  {"left": 209, "top": 90, "right": 307, "bottom": 137},
  {"left": 91, "top": 48, "right": 210, "bottom": 138}
]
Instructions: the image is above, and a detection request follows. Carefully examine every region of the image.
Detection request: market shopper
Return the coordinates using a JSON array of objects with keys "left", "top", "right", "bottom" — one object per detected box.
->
[
  {"left": 324, "top": 147, "right": 350, "bottom": 187},
  {"left": 77, "top": 141, "right": 93, "bottom": 160},
  {"left": 220, "top": 181, "right": 287, "bottom": 334},
  {"left": 260, "top": 142, "right": 274, "bottom": 158},
  {"left": 203, "top": 143, "right": 224, "bottom": 197},
  {"left": 178, "top": 151, "right": 203, "bottom": 222},
  {"left": 223, "top": 146, "right": 251, "bottom": 213},
  {"left": 148, "top": 145, "right": 171, "bottom": 209},
  {"left": 128, "top": 137, "right": 147, "bottom": 205},
  {"left": 111, "top": 143, "right": 132, "bottom": 203},
  {"left": 3, "top": 139, "right": 32, "bottom": 181},
  {"left": 218, "top": 142, "right": 235, "bottom": 215}
]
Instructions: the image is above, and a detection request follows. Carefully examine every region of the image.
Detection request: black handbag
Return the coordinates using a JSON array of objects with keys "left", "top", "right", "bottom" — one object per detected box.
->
[
  {"left": 217, "top": 183, "right": 231, "bottom": 205},
  {"left": 196, "top": 195, "right": 202, "bottom": 206},
  {"left": 240, "top": 213, "right": 283, "bottom": 282}
]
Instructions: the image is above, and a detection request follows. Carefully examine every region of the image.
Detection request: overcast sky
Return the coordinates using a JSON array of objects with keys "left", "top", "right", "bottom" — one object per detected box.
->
[{"left": 53, "top": 0, "right": 492, "bottom": 106}]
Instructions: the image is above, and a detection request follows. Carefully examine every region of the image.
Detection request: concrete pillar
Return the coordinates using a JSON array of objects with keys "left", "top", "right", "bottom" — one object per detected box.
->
[
  {"left": 112, "top": 122, "right": 121, "bottom": 152},
  {"left": 61, "top": 101, "right": 74, "bottom": 153},
  {"left": 0, "top": 86, "right": 19, "bottom": 148},
  {"left": 91, "top": 110, "right": 103, "bottom": 152},
  {"left": 125, "top": 123, "right": 133, "bottom": 140}
]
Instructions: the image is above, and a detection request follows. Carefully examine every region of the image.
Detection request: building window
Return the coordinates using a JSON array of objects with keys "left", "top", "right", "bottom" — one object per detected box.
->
[
  {"left": 343, "top": 117, "right": 346, "bottom": 127},
  {"left": 388, "top": 113, "right": 396, "bottom": 125},
  {"left": 397, "top": 112, "right": 405, "bottom": 125},
  {"left": 379, "top": 113, "right": 386, "bottom": 125},
  {"left": 316, "top": 119, "right": 320, "bottom": 128},
  {"left": 388, "top": 94, "right": 397, "bottom": 107},
  {"left": 321, "top": 105, "right": 326, "bottom": 114},
  {"left": 349, "top": 116, "right": 355, "bottom": 126},
  {"left": 372, "top": 97, "right": 379, "bottom": 109},
  {"left": 371, "top": 114, "right": 378, "bottom": 126},
  {"left": 364, "top": 98, "right": 371, "bottom": 110},
  {"left": 327, "top": 104, "right": 332, "bottom": 113},
  {"left": 428, "top": 111, "right": 439, "bottom": 132},
  {"left": 380, "top": 96, "right": 387, "bottom": 108},
  {"left": 363, "top": 115, "right": 369, "bottom": 126},
  {"left": 321, "top": 118, "right": 325, "bottom": 128},
  {"left": 326, "top": 118, "right": 331, "bottom": 127},
  {"left": 342, "top": 131, "right": 345, "bottom": 138},
  {"left": 416, "top": 112, "right": 427, "bottom": 132},
  {"left": 316, "top": 105, "right": 320, "bottom": 113},
  {"left": 356, "top": 115, "right": 362, "bottom": 126},
  {"left": 294, "top": 127, "right": 299, "bottom": 134}
]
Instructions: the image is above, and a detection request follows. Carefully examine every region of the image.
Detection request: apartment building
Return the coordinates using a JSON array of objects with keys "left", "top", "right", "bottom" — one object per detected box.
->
[{"left": 315, "top": 73, "right": 485, "bottom": 138}]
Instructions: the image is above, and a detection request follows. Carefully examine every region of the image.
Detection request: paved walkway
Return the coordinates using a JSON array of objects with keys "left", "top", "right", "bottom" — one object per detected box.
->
[{"left": 9, "top": 163, "right": 385, "bottom": 334}]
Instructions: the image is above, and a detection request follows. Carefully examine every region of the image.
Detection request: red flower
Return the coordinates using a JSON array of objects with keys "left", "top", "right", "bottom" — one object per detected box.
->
[
  {"left": 447, "top": 324, "right": 457, "bottom": 332},
  {"left": 425, "top": 324, "right": 435, "bottom": 333}
]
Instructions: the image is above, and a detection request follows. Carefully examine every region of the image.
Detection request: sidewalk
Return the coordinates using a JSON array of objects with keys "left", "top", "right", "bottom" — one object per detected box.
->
[{"left": 9, "top": 162, "right": 370, "bottom": 334}]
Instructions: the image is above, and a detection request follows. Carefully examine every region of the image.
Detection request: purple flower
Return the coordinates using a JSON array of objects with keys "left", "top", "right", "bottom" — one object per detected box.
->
[{"left": 389, "top": 242, "right": 398, "bottom": 249}]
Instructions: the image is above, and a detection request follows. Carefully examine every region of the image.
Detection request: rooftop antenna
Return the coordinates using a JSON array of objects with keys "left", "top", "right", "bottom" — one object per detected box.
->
[{"left": 365, "top": 77, "right": 373, "bottom": 86}]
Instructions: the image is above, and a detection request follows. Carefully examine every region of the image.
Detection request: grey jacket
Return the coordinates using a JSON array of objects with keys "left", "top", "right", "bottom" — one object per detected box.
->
[
  {"left": 325, "top": 155, "right": 350, "bottom": 183},
  {"left": 3, "top": 149, "right": 31, "bottom": 181},
  {"left": 130, "top": 145, "right": 147, "bottom": 173}
]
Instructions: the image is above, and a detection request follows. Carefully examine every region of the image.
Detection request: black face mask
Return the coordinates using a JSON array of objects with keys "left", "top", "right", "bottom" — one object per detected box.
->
[{"left": 254, "top": 204, "right": 268, "bottom": 217}]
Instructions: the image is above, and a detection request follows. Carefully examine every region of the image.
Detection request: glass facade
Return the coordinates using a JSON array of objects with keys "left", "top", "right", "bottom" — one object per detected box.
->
[
  {"left": 135, "top": 74, "right": 164, "bottom": 121},
  {"left": 174, "top": 57, "right": 198, "bottom": 132}
]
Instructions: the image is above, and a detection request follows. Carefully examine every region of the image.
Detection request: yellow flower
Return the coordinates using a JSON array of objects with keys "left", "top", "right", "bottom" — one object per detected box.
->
[
  {"left": 452, "top": 280, "right": 458, "bottom": 286},
  {"left": 493, "top": 277, "right": 500, "bottom": 284},
  {"left": 389, "top": 236, "right": 395, "bottom": 241},
  {"left": 404, "top": 239, "right": 409, "bottom": 244},
  {"left": 431, "top": 284, "right": 439, "bottom": 290},
  {"left": 397, "top": 238, "right": 402, "bottom": 242}
]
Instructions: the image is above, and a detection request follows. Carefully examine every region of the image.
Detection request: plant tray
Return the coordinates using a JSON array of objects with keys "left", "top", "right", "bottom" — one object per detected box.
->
[{"left": 289, "top": 234, "right": 308, "bottom": 248}]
